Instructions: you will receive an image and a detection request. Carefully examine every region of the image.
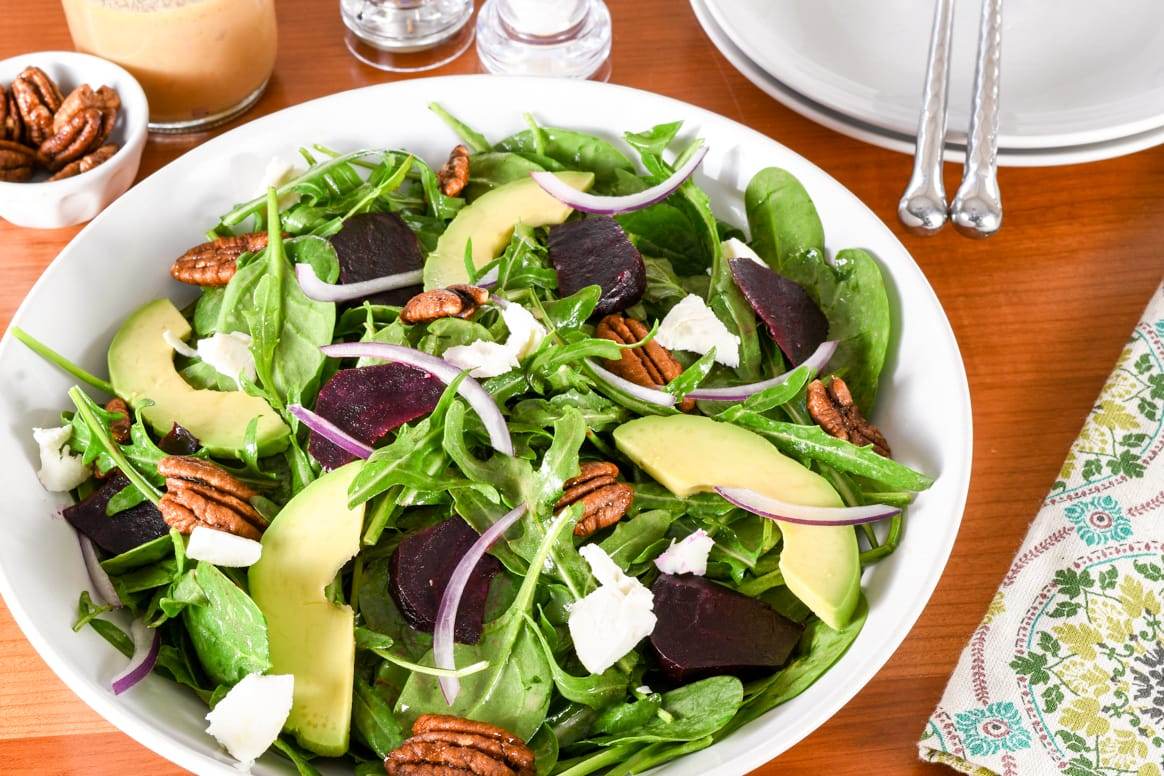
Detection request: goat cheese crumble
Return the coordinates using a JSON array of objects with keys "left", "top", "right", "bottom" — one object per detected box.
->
[
  {"left": 33, "top": 425, "right": 90, "bottom": 492},
  {"left": 653, "top": 529, "right": 715, "bottom": 576},
  {"left": 567, "top": 544, "right": 656, "bottom": 675},
  {"left": 721, "top": 237, "right": 768, "bottom": 267},
  {"left": 186, "top": 526, "right": 263, "bottom": 567},
  {"left": 164, "top": 330, "right": 256, "bottom": 389},
  {"left": 655, "top": 294, "right": 741, "bottom": 368},
  {"left": 443, "top": 302, "right": 547, "bottom": 378},
  {"left": 205, "top": 673, "right": 294, "bottom": 770}
]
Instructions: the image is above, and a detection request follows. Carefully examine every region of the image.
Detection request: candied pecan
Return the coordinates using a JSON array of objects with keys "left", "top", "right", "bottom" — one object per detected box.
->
[
  {"left": 0, "top": 139, "right": 35, "bottom": 182},
  {"left": 386, "top": 715, "right": 534, "bottom": 776},
  {"left": 157, "top": 455, "right": 265, "bottom": 539},
  {"left": 11, "top": 66, "right": 63, "bottom": 146},
  {"left": 49, "top": 143, "right": 117, "bottom": 181},
  {"left": 54, "top": 84, "right": 119, "bottom": 144},
  {"left": 104, "top": 397, "right": 131, "bottom": 444},
  {"left": 437, "top": 144, "right": 470, "bottom": 197},
  {"left": 170, "top": 232, "right": 270, "bottom": 286},
  {"left": 595, "top": 313, "right": 694, "bottom": 412},
  {"left": 555, "top": 460, "right": 635, "bottom": 537},
  {"left": 806, "top": 376, "right": 891, "bottom": 457},
  {"left": 0, "top": 85, "right": 22, "bottom": 142},
  {"left": 400, "top": 285, "right": 489, "bottom": 325},
  {"left": 38, "top": 107, "right": 103, "bottom": 171}
]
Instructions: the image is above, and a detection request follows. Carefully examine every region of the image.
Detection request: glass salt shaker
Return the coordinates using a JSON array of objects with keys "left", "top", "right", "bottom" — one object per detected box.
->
[{"left": 476, "top": 0, "right": 612, "bottom": 80}]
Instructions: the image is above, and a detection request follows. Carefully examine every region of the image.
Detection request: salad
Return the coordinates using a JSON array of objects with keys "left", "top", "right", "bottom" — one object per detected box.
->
[{"left": 14, "top": 106, "right": 935, "bottom": 775}]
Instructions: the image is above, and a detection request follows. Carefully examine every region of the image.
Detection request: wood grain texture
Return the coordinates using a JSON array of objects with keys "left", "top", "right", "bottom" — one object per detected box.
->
[{"left": 1, "top": 0, "right": 1162, "bottom": 774}]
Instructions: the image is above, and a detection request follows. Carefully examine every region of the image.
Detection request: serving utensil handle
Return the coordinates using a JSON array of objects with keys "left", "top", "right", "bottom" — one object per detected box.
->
[
  {"left": 898, "top": 0, "right": 955, "bottom": 236},
  {"left": 951, "top": 0, "right": 1003, "bottom": 238}
]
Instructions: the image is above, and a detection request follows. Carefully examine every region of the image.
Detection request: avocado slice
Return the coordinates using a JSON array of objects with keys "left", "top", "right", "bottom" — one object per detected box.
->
[
  {"left": 613, "top": 415, "right": 861, "bottom": 630},
  {"left": 107, "top": 299, "right": 289, "bottom": 459},
  {"left": 249, "top": 463, "right": 365, "bottom": 756},
  {"left": 422, "top": 171, "right": 594, "bottom": 289}
]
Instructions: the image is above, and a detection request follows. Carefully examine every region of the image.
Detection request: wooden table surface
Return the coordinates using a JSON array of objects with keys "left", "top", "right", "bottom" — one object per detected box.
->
[{"left": 2, "top": 1, "right": 1162, "bottom": 774}]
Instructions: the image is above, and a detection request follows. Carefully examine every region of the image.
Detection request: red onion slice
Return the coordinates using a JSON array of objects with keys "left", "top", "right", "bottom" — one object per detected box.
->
[
  {"left": 476, "top": 265, "right": 499, "bottom": 289},
  {"left": 434, "top": 504, "right": 527, "bottom": 704},
  {"left": 295, "top": 263, "right": 423, "bottom": 303},
  {"left": 78, "top": 533, "right": 120, "bottom": 608},
  {"left": 320, "top": 342, "right": 513, "bottom": 456},
  {"left": 111, "top": 618, "right": 160, "bottom": 695},
  {"left": 585, "top": 360, "right": 677, "bottom": 408},
  {"left": 715, "top": 486, "right": 899, "bottom": 526},
  {"left": 686, "top": 340, "right": 838, "bottom": 402},
  {"left": 287, "top": 403, "right": 373, "bottom": 460},
  {"left": 530, "top": 145, "right": 710, "bottom": 216}
]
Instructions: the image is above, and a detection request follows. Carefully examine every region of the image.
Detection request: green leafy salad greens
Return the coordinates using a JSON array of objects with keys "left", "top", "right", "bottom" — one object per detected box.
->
[{"left": 16, "top": 105, "right": 935, "bottom": 775}]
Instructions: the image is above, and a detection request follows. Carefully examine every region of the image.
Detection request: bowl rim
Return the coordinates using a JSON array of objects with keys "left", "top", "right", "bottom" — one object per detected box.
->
[
  {"left": 0, "top": 73, "right": 973, "bottom": 775},
  {"left": 0, "top": 49, "right": 149, "bottom": 192}
]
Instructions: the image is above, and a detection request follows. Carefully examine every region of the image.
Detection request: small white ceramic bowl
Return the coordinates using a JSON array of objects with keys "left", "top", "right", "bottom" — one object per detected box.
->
[{"left": 0, "top": 51, "right": 148, "bottom": 229}]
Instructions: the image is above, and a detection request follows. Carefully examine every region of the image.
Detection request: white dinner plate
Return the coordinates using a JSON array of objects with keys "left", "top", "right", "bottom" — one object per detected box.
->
[
  {"left": 704, "top": 0, "right": 1164, "bottom": 151},
  {"left": 0, "top": 75, "right": 971, "bottom": 775},
  {"left": 692, "top": 0, "right": 1164, "bottom": 167}
]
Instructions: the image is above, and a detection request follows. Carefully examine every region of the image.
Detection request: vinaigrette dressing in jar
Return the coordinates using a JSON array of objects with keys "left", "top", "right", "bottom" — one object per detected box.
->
[{"left": 61, "top": 0, "right": 277, "bottom": 132}]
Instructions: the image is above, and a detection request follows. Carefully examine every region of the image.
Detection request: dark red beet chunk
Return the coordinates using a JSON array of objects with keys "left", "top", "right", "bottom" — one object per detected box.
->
[
  {"left": 649, "top": 574, "right": 803, "bottom": 684},
  {"left": 328, "top": 212, "right": 424, "bottom": 306},
  {"left": 729, "top": 257, "right": 829, "bottom": 365},
  {"left": 308, "top": 363, "right": 445, "bottom": 470},
  {"left": 548, "top": 216, "right": 646, "bottom": 317},
  {"left": 63, "top": 472, "right": 169, "bottom": 555},
  {"left": 159, "top": 424, "right": 200, "bottom": 455},
  {"left": 389, "top": 516, "right": 502, "bottom": 644}
]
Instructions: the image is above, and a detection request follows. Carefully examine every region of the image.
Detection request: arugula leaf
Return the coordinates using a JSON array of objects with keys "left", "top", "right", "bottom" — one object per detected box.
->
[
  {"left": 182, "top": 563, "right": 271, "bottom": 686},
  {"left": 599, "top": 510, "right": 672, "bottom": 572},
  {"left": 428, "top": 103, "right": 492, "bottom": 153},
  {"left": 496, "top": 125, "right": 634, "bottom": 192},
  {"left": 73, "top": 591, "right": 134, "bottom": 658},
  {"left": 524, "top": 613, "right": 628, "bottom": 708}
]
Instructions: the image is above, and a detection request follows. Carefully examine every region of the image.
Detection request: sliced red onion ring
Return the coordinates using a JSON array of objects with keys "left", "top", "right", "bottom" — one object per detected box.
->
[
  {"left": 320, "top": 342, "right": 512, "bottom": 456},
  {"left": 434, "top": 504, "right": 527, "bottom": 704},
  {"left": 287, "top": 403, "right": 373, "bottom": 460},
  {"left": 78, "top": 533, "right": 120, "bottom": 608},
  {"left": 687, "top": 340, "right": 838, "bottom": 402},
  {"left": 294, "top": 263, "right": 423, "bottom": 303},
  {"left": 111, "top": 618, "right": 160, "bottom": 695},
  {"left": 530, "top": 145, "right": 710, "bottom": 215},
  {"left": 715, "top": 486, "right": 899, "bottom": 526},
  {"left": 585, "top": 359, "right": 676, "bottom": 408},
  {"left": 476, "top": 265, "right": 499, "bottom": 289}
]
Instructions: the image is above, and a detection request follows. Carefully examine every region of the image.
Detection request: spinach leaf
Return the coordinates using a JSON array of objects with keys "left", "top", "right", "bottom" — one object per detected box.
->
[
  {"left": 745, "top": 168, "right": 891, "bottom": 408},
  {"left": 586, "top": 675, "right": 743, "bottom": 745},
  {"left": 618, "top": 205, "right": 710, "bottom": 274},
  {"left": 525, "top": 613, "right": 628, "bottom": 708},
  {"left": 428, "top": 103, "right": 491, "bottom": 153},
  {"left": 182, "top": 563, "right": 271, "bottom": 686},
  {"left": 464, "top": 152, "right": 545, "bottom": 201},
  {"left": 606, "top": 736, "right": 714, "bottom": 776},
  {"left": 591, "top": 693, "right": 662, "bottom": 736},
  {"left": 496, "top": 126, "right": 634, "bottom": 192},
  {"left": 542, "top": 285, "right": 601, "bottom": 330},
  {"left": 100, "top": 534, "right": 174, "bottom": 575},
  {"left": 353, "top": 675, "right": 407, "bottom": 758},
  {"left": 272, "top": 738, "right": 323, "bottom": 776},
  {"left": 394, "top": 509, "right": 576, "bottom": 740},
  {"left": 529, "top": 723, "right": 559, "bottom": 776},
  {"left": 598, "top": 510, "right": 672, "bottom": 572}
]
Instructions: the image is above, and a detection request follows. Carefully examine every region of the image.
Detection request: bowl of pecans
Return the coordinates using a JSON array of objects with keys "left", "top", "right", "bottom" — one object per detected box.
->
[{"left": 0, "top": 51, "right": 148, "bottom": 229}]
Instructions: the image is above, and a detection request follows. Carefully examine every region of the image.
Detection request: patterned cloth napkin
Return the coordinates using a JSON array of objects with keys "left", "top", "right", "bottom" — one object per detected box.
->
[{"left": 920, "top": 282, "right": 1164, "bottom": 776}]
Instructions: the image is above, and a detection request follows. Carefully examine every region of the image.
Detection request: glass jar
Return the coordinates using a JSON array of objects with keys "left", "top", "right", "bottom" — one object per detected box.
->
[{"left": 60, "top": 0, "right": 278, "bottom": 133}]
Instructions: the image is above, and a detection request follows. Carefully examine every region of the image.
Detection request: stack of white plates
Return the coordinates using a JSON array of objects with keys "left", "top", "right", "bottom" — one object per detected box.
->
[{"left": 692, "top": 0, "right": 1164, "bottom": 166}]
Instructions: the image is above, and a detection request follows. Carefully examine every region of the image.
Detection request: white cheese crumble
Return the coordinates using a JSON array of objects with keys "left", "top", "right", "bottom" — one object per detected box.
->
[
  {"left": 205, "top": 673, "right": 294, "bottom": 770},
  {"left": 653, "top": 529, "right": 715, "bottom": 576},
  {"left": 721, "top": 237, "right": 768, "bottom": 267},
  {"left": 186, "top": 526, "right": 263, "bottom": 567},
  {"left": 567, "top": 544, "right": 656, "bottom": 675},
  {"left": 256, "top": 157, "right": 302, "bottom": 206},
  {"left": 443, "top": 302, "right": 547, "bottom": 378},
  {"left": 655, "top": 294, "right": 741, "bottom": 368},
  {"left": 33, "top": 425, "right": 90, "bottom": 492},
  {"left": 164, "top": 330, "right": 256, "bottom": 389}
]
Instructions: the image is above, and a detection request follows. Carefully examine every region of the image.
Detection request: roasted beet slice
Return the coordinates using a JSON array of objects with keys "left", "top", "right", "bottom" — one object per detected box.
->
[
  {"left": 548, "top": 216, "right": 646, "bottom": 317},
  {"left": 729, "top": 257, "right": 829, "bottom": 365},
  {"left": 63, "top": 472, "right": 169, "bottom": 556},
  {"left": 328, "top": 212, "right": 424, "bottom": 306},
  {"left": 389, "top": 516, "right": 502, "bottom": 644},
  {"left": 308, "top": 363, "right": 445, "bottom": 470},
  {"left": 159, "top": 424, "right": 200, "bottom": 455},
  {"left": 649, "top": 574, "right": 803, "bottom": 684}
]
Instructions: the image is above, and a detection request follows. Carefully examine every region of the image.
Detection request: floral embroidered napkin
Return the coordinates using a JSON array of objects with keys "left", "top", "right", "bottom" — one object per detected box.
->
[{"left": 920, "top": 282, "right": 1164, "bottom": 776}]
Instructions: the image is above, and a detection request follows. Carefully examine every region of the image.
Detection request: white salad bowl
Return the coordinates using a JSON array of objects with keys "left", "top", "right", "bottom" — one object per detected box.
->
[
  {"left": 0, "top": 76, "right": 971, "bottom": 775},
  {"left": 0, "top": 51, "right": 148, "bottom": 229}
]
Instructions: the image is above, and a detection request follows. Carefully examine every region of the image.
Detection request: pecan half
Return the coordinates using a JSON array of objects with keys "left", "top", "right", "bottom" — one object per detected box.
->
[
  {"left": 806, "top": 376, "right": 891, "bottom": 457},
  {"left": 0, "top": 139, "right": 36, "bottom": 181},
  {"left": 11, "top": 66, "right": 63, "bottom": 146},
  {"left": 437, "top": 144, "right": 470, "bottom": 197},
  {"left": 37, "top": 107, "right": 103, "bottom": 171},
  {"left": 54, "top": 84, "right": 119, "bottom": 144},
  {"left": 595, "top": 313, "right": 694, "bottom": 412},
  {"left": 49, "top": 143, "right": 117, "bottom": 181},
  {"left": 400, "top": 285, "right": 489, "bottom": 325},
  {"left": 170, "top": 232, "right": 270, "bottom": 286},
  {"left": 555, "top": 460, "right": 635, "bottom": 537},
  {"left": 157, "top": 456, "right": 265, "bottom": 539},
  {"left": 386, "top": 715, "right": 535, "bottom": 776},
  {"left": 104, "top": 397, "right": 132, "bottom": 445},
  {"left": 0, "top": 85, "right": 23, "bottom": 142}
]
